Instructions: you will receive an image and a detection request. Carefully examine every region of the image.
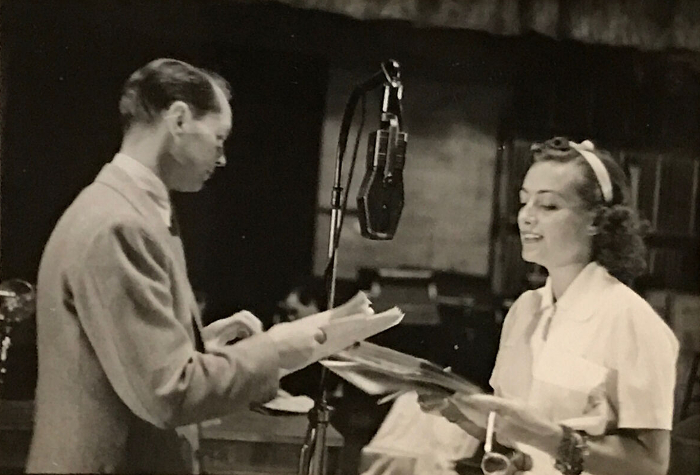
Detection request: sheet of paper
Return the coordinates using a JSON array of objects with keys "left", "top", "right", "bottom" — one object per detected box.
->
[
  {"left": 321, "top": 360, "right": 408, "bottom": 395},
  {"left": 279, "top": 306, "right": 405, "bottom": 377},
  {"left": 262, "top": 393, "right": 315, "bottom": 414}
]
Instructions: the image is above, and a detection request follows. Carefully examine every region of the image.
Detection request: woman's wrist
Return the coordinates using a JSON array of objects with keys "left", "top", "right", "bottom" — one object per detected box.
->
[
  {"left": 536, "top": 422, "right": 565, "bottom": 456},
  {"left": 553, "top": 425, "right": 589, "bottom": 475}
]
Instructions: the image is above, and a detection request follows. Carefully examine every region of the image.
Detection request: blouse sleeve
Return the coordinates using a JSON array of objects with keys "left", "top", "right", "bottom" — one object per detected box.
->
[{"left": 610, "top": 300, "right": 679, "bottom": 431}]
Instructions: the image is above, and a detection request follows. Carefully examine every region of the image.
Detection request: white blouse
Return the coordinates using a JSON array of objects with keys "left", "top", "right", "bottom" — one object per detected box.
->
[{"left": 489, "top": 261, "right": 678, "bottom": 473}]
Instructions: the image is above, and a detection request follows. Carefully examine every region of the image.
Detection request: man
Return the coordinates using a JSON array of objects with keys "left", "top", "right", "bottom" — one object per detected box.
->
[
  {"left": 275, "top": 277, "right": 326, "bottom": 324},
  {"left": 27, "top": 59, "right": 335, "bottom": 473},
  {"left": 274, "top": 279, "right": 327, "bottom": 398}
]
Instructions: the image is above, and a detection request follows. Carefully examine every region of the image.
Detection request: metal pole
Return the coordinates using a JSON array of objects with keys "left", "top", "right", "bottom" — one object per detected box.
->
[
  {"left": 298, "top": 104, "right": 344, "bottom": 475},
  {"left": 299, "top": 61, "right": 399, "bottom": 475}
]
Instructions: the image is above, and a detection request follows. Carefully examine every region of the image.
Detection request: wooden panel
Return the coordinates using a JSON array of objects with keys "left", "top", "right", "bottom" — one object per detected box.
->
[{"left": 657, "top": 155, "right": 697, "bottom": 235}]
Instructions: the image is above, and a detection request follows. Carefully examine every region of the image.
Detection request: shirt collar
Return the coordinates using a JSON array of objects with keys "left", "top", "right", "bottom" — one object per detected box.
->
[
  {"left": 111, "top": 153, "right": 171, "bottom": 227},
  {"left": 538, "top": 262, "right": 613, "bottom": 320}
]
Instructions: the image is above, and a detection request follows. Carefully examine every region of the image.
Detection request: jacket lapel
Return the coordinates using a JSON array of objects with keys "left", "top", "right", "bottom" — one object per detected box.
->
[{"left": 93, "top": 163, "right": 205, "bottom": 349}]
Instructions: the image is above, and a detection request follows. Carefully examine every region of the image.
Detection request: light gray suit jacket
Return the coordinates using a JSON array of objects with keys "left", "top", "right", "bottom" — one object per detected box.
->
[{"left": 27, "top": 163, "right": 280, "bottom": 473}]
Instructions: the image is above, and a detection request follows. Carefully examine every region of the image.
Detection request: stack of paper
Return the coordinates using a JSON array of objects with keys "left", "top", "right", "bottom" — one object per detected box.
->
[{"left": 320, "top": 342, "right": 482, "bottom": 398}]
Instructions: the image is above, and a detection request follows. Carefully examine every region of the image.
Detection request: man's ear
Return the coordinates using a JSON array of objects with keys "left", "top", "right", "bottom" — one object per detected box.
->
[{"left": 164, "top": 100, "right": 191, "bottom": 136}]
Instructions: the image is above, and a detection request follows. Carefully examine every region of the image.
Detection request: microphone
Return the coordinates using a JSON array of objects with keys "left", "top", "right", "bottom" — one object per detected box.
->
[{"left": 357, "top": 60, "right": 408, "bottom": 240}]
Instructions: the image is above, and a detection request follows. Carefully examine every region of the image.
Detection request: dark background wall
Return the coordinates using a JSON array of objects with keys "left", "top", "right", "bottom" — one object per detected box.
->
[{"left": 1, "top": 2, "right": 327, "bottom": 323}]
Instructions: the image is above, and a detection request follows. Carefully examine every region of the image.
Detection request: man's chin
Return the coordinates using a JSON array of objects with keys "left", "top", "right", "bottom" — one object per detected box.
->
[{"left": 172, "top": 182, "right": 205, "bottom": 193}]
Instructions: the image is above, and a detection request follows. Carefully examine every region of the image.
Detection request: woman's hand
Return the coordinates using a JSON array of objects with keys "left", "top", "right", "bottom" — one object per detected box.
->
[
  {"left": 417, "top": 390, "right": 487, "bottom": 441},
  {"left": 202, "top": 310, "right": 264, "bottom": 351},
  {"left": 453, "top": 394, "right": 562, "bottom": 454}
]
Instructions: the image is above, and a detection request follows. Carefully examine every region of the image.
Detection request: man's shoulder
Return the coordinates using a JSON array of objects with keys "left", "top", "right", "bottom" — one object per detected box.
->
[
  {"left": 49, "top": 181, "right": 157, "bottom": 255},
  {"left": 66, "top": 182, "right": 141, "bottom": 227}
]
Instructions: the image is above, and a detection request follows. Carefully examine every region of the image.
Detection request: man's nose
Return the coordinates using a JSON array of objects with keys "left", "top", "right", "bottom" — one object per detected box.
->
[{"left": 216, "top": 155, "right": 227, "bottom": 167}]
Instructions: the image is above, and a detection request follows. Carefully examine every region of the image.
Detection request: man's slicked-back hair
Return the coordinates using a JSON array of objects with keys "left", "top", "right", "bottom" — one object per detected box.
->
[{"left": 118, "top": 58, "right": 231, "bottom": 132}]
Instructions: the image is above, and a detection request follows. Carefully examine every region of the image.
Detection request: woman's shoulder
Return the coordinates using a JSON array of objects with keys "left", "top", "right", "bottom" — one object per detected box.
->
[
  {"left": 588, "top": 265, "right": 663, "bottom": 320},
  {"left": 607, "top": 279, "right": 662, "bottom": 319},
  {"left": 509, "top": 288, "right": 545, "bottom": 314},
  {"left": 606, "top": 280, "right": 678, "bottom": 349},
  {"left": 500, "top": 289, "right": 546, "bottom": 339}
]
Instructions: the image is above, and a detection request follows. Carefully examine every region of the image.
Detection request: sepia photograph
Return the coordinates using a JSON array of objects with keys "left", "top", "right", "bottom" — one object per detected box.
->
[{"left": 0, "top": 1, "right": 699, "bottom": 474}]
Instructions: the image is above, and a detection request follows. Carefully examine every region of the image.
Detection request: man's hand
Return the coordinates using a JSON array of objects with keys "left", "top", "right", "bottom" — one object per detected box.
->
[
  {"left": 266, "top": 321, "right": 327, "bottom": 375},
  {"left": 202, "top": 310, "right": 263, "bottom": 351},
  {"left": 327, "top": 291, "right": 374, "bottom": 320}
]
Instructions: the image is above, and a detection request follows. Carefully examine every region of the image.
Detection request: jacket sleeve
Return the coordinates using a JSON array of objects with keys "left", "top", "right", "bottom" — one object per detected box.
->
[{"left": 69, "top": 219, "right": 280, "bottom": 429}]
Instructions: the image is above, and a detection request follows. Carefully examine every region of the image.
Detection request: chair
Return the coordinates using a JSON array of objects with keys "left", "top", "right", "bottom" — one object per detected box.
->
[
  {"left": 679, "top": 351, "right": 700, "bottom": 421},
  {"left": 668, "top": 414, "right": 700, "bottom": 475}
]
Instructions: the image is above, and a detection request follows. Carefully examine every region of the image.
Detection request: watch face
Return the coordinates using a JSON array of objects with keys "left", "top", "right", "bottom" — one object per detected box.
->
[{"left": 481, "top": 452, "right": 510, "bottom": 475}]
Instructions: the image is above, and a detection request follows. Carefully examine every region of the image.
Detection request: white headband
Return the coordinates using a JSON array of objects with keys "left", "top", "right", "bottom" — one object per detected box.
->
[{"left": 568, "top": 140, "right": 613, "bottom": 204}]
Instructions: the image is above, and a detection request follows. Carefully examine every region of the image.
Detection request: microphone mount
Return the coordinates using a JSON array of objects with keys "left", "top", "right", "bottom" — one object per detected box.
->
[
  {"left": 357, "top": 60, "right": 407, "bottom": 240},
  {"left": 298, "top": 60, "right": 404, "bottom": 475}
]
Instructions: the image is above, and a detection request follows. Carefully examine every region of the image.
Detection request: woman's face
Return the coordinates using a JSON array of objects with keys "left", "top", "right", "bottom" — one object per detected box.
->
[{"left": 517, "top": 160, "right": 595, "bottom": 271}]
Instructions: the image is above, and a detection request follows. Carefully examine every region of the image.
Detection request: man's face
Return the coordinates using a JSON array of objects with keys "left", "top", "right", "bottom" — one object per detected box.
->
[
  {"left": 167, "top": 85, "right": 232, "bottom": 192},
  {"left": 281, "top": 291, "right": 319, "bottom": 321}
]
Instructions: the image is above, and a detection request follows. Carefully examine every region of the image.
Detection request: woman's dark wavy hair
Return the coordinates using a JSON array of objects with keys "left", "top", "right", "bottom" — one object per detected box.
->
[{"left": 530, "top": 137, "right": 648, "bottom": 284}]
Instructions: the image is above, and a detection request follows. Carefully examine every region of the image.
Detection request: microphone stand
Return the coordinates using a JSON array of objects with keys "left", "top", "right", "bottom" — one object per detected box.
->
[
  {"left": 298, "top": 61, "right": 401, "bottom": 475},
  {"left": 0, "top": 279, "right": 36, "bottom": 399}
]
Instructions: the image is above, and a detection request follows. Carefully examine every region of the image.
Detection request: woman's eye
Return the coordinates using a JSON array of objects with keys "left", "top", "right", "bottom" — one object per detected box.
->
[{"left": 540, "top": 204, "right": 557, "bottom": 211}]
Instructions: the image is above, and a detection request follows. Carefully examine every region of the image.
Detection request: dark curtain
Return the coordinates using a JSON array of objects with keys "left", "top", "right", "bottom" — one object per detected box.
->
[
  {"left": 273, "top": 0, "right": 700, "bottom": 52},
  {"left": 0, "top": 3, "right": 327, "bottom": 324}
]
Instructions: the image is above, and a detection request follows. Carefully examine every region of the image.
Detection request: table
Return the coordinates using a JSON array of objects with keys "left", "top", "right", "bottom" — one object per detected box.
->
[
  {"left": 200, "top": 408, "right": 344, "bottom": 475},
  {"left": 0, "top": 400, "right": 33, "bottom": 473},
  {"left": 0, "top": 401, "right": 343, "bottom": 475}
]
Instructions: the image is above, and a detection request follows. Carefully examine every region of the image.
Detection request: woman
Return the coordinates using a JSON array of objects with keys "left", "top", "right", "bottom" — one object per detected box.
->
[{"left": 422, "top": 137, "right": 678, "bottom": 475}]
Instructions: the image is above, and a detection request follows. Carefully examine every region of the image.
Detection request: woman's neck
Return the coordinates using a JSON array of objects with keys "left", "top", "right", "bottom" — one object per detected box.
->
[{"left": 547, "top": 262, "right": 588, "bottom": 301}]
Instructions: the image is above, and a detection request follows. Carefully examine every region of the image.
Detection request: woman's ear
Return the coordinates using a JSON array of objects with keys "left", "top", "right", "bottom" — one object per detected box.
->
[{"left": 586, "top": 208, "right": 601, "bottom": 236}]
